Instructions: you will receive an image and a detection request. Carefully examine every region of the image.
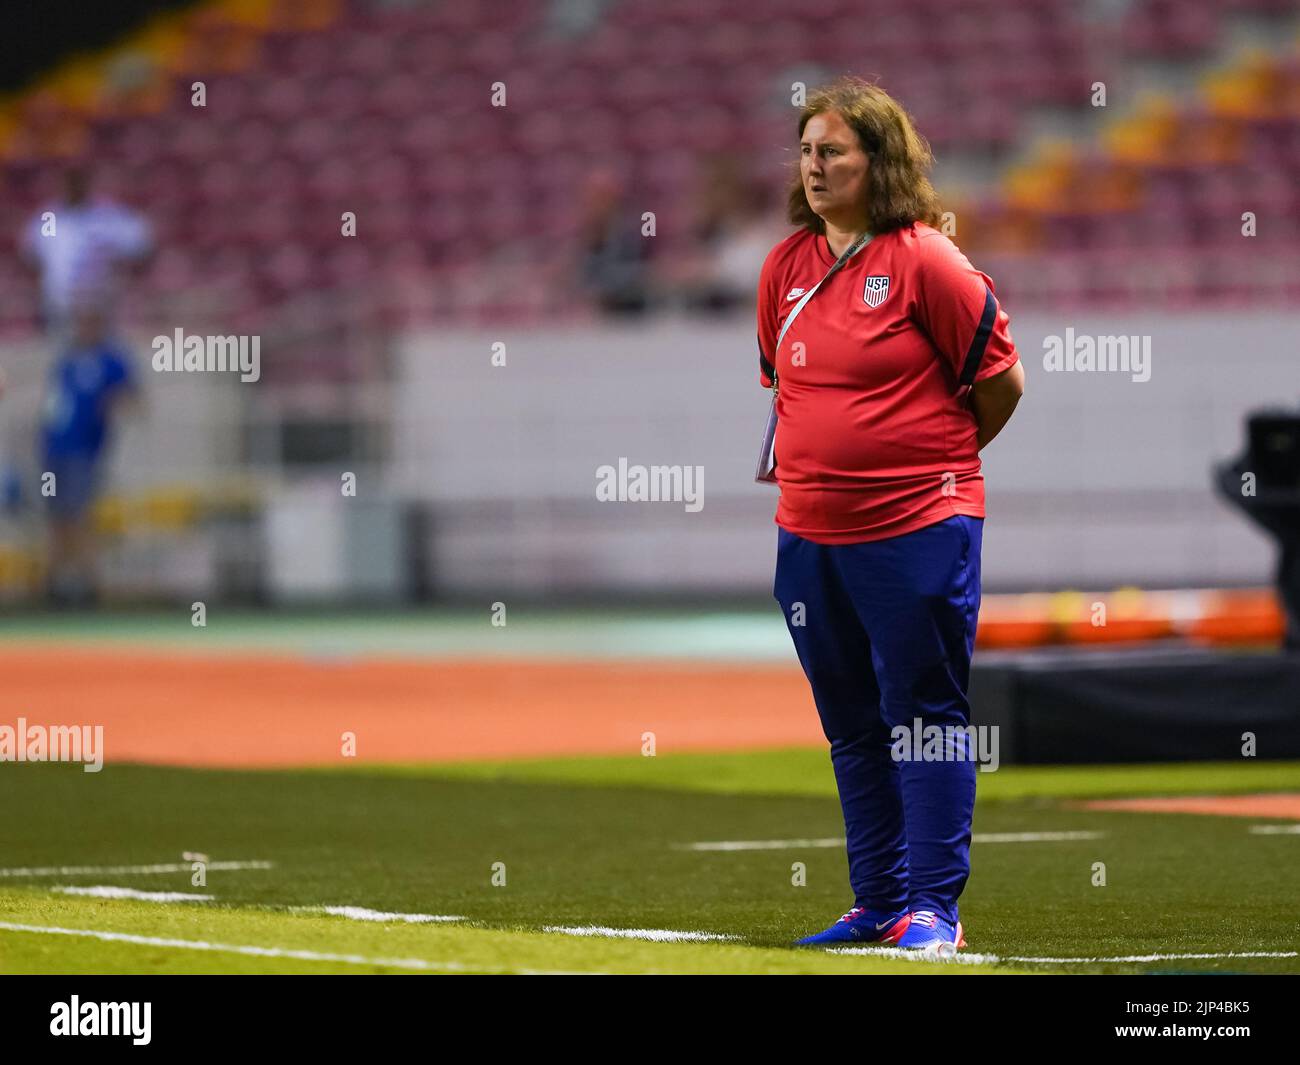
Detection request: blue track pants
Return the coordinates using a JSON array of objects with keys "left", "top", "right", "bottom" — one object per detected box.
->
[{"left": 773, "top": 514, "right": 983, "bottom": 924}]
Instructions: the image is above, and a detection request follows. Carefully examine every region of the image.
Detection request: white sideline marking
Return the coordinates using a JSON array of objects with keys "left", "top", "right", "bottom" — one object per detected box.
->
[
  {"left": 973, "top": 831, "right": 1104, "bottom": 843},
  {"left": 831, "top": 946, "right": 1000, "bottom": 965},
  {"left": 680, "top": 831, "right": 1103, "bottom": 851},
  {"left": 54, "top": 886, "right": 213, "bottom": 903},
  {"left": 1005, "top": 950, "right": 1299, "bottom": 964},
  {"left": 306, "top": 906, "right": 466, "bottom": 924},
  {"left": 832, "top": 946, "right": 1299, "bottom": 965},
  {"left": 0, "top": 860, "right": 273, "bottom": 878},
  {"left": 544, "top": 925, "right": 737, "bottom": 942},
  {"left": 679, "top": 838, "right": 844, "bottom": 852},
  {"left": 1250, "top": 825, "right": 1300, "bottom": 835},
  {"left": 0, "top": 921, "right": 592, "bottom": 975}
]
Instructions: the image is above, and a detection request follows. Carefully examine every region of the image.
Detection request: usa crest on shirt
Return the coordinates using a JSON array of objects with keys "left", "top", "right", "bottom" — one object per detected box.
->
[{"left": 863, "top": 275, "right": 890, "bottom": 308}]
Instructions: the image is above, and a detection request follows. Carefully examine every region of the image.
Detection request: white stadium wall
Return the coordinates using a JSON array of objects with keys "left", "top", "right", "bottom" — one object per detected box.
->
[
  {"left": 2, "top": 311, "right": 1295, "bottom": 598},
  {"left": 389, "top": 312, "right": 1299, "bottom": 595}
]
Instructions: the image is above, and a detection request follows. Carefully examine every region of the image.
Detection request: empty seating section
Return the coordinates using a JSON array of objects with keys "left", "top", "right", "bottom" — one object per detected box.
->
[{"left": 0, "top": 0, "right": 1297, "bottom": 334}]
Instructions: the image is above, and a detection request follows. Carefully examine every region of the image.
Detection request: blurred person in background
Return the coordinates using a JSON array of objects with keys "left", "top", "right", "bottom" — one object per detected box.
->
[
  {"left": 38, "top": 294, "right": 142, "bottom": 606},
  {"left": 12, "top": 165, "right": 150, "bottom": 600},
  {"left": 761, "top": 78, "right": 1024, "bottom": 954},
  {"left": 20, "top": 165, "right": 152, "bottom": 334},
  {"left": 574, "top": 167, "right": 651, "bottom": 315},
  {"left": 666, "top": 155, "right": 786, "bottom": 313}
]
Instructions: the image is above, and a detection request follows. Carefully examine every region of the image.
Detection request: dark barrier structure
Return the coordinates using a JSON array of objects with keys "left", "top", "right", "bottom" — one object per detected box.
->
[
  {"left": 968, "top": 408, "right": 1300, "bottom": 765},
  {"left": 970, "top": 644, "right": 1300, "bottom": 764},
  {"left": 1216, "top": 409, "right": 1300, "bottom": 650}
]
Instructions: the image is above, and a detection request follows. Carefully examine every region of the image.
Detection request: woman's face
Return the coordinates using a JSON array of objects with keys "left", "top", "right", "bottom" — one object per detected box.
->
[{"left": 800, "top": 110, "right": 870, "bottom": 229}]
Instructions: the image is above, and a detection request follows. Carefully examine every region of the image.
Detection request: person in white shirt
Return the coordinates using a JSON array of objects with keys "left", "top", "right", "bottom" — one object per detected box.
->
[{"left": 21, "top": 167, "right": 152, "bottom": 332}]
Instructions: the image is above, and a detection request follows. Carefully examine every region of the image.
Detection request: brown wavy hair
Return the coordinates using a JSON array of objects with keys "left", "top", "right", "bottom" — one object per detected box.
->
[{"left": 786, "top": 76, "right": 943, "bottom": 235}]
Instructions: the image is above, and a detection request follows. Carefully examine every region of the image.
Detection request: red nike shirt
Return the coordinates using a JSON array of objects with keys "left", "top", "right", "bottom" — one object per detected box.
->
[{"left": 756, "top": 221, "right": 1020, "bottom": 544}]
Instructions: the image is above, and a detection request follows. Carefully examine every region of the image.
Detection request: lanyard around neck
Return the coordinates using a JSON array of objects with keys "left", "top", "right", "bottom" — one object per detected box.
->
[
  {"left": 826, "top": 230, "right": 872, "bottom": 271},
  {"left": 773, "top": 230, "right": 873, "bottom": 385}
]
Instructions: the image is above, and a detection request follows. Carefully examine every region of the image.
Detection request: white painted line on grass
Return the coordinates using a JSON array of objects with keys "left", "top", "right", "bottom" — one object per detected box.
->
[
  {"left": 304, "top": 906, "right": 466, "bottom": 924},
  {"left": 679, "top": 830, "right": 1103, "bottom": 851},
  {"left": 1004, "top": 950, "right": 1299, "bottom": 964},
  {"left": 831, "top": 946, "right": 1000, "bottom": 965},
  {"left": 678, "top": 838, "right": 845, "bottom": 852},
  {"left": 972, "top": 831, "right": 1105, "bottom": 843},
  {"left": 1250, "top": 825, "right": 1300, "bottom": 835},
  {"left": 54, "top": 886, "right": 213, "bottom": 903},
  {"left": 0, "top": 921, "right": 595, "bottom": 975},
  {"left": 0, "top": 860, "right": 273, "bottom": 878},
  {"left": 544, "top": 925, "right": 737, "bottom": 942},
  {"left": 831, "top": 946, "right": 1299, "bottom": 965}
]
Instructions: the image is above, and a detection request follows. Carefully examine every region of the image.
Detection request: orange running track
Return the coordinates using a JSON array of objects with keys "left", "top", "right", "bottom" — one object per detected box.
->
[
  {"left": 1078, "top": 794, "right": 1300, "bottom": 820},
  {"left": 0, "top": 647, "right": 823, "bottom": 768}
]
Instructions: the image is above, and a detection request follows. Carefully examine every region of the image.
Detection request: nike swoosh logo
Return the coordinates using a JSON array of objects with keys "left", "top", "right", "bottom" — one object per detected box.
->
[{"left": 875, "top": 920, "right": 893, "bottom": 930}]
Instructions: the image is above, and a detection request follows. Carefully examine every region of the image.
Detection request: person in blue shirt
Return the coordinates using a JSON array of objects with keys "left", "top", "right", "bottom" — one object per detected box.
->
[{"left": 40, "top": 299, "right": 141, "bottom": 605}]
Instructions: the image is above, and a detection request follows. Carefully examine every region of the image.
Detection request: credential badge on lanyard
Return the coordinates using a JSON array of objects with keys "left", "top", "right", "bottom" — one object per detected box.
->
[{"left": 755, "top": 231, "right": 873, "bottom": 484}]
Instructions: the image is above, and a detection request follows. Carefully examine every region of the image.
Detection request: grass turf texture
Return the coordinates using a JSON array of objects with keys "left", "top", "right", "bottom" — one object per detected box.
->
[{"left": 2, "top": 755, "right": 1298, "bottom": 975}]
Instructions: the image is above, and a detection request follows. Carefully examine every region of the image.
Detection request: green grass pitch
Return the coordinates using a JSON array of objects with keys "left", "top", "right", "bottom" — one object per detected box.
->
[{"left": 1, "top": 753, "right": 1297, "bottom": 974}]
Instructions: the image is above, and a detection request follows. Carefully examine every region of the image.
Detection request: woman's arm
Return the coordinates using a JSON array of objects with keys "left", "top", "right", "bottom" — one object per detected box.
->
[
  {"left": 908, "top": 231, "right": 1021, "bottom": 450},
  {"left": 970, "top": 359, "right": 1024, "bottom": 450}
]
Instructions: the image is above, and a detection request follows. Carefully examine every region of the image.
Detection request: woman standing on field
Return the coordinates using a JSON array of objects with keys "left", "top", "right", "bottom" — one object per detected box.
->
[{"left": 757, "top": 77, "right": 1024, "bottom": 954}]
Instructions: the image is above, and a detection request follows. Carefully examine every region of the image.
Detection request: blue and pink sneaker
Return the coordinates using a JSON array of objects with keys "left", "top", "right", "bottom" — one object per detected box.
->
[
  {"left": 895, "top": 909, "right": 966, "bottom": 954},
  {"left": 794, "top": 906, "right": 912, "bottom": 947}
]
